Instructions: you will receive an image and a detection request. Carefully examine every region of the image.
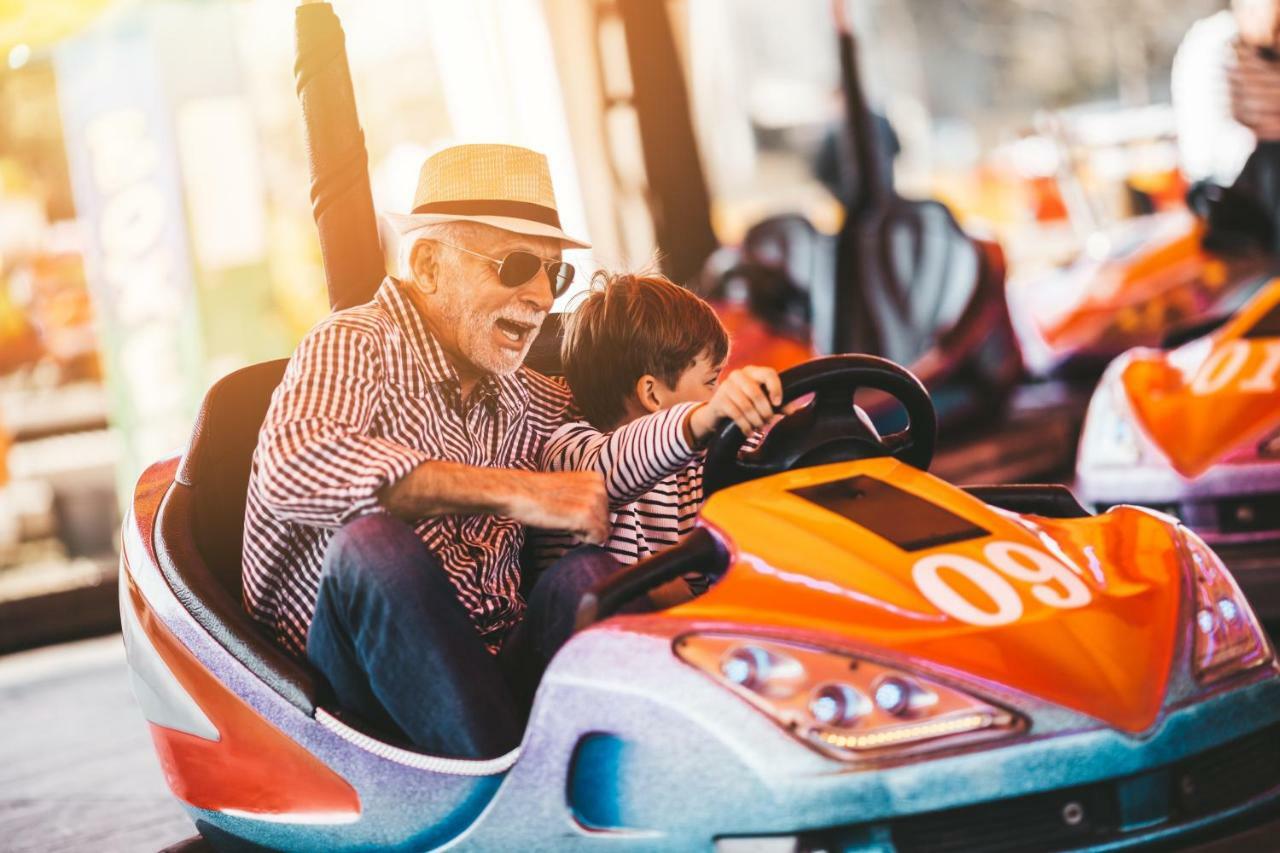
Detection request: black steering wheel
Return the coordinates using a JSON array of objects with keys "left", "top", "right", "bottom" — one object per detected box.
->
[{"left": 702, "top": 354, "right": 936, "bottom": 498}]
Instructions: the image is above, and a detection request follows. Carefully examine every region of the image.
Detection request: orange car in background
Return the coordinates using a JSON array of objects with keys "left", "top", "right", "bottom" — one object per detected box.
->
[
  {"left": 1008, "top": 211, "right": 1271, "bottom": 378},
  {"left": 1077, "top": 277, "right": 1280, "bottom": 616}
]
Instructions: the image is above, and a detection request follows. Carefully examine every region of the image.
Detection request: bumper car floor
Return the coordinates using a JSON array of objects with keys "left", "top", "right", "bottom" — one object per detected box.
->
[{"left": 0, "top": 635, "right": 194, "bottom": 852}]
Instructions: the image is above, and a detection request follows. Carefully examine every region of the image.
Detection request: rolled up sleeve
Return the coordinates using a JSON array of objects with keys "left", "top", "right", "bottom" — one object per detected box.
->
[{"left": 251, "top": 319, "right": 430, "bottom": 528}]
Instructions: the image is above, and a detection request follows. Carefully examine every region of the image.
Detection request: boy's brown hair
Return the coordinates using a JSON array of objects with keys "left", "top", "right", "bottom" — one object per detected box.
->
[{"left": 561, "top": 270, "right": 729, "bottom": 428}]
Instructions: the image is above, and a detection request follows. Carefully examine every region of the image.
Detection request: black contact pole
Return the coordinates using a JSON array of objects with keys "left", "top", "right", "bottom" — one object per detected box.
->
[
  {"left": 617, "top": 0, "right": 719, "bottom": 285},
  {"left": 294, "top": 0, "right": 384, "bottom": 310},
  {"left": 834, "top": 4, "right": 887, "bottom": 217},
  {"left": 830, "top": 0, "right": 885, "bottom": 355}
]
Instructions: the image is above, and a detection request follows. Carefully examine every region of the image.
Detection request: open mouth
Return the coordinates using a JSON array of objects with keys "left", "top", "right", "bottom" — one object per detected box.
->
[{"left": 495, "top": 317, "right": 538, "bottom": 346}]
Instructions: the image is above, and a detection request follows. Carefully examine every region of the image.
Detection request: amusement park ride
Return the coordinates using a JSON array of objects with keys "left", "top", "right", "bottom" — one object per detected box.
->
[{"left": 115, "top": 2, "right": 1280, "bottom": 849}]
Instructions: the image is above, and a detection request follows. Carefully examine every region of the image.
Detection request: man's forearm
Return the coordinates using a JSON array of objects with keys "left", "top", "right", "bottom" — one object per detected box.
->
[{"left": 380, "top": 460, "right": 521, "bottom": 519}]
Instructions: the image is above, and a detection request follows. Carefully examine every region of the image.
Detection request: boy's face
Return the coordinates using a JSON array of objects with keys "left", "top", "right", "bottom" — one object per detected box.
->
[{"left": 649, "top": 349, "right": 725, "bottom": 408}]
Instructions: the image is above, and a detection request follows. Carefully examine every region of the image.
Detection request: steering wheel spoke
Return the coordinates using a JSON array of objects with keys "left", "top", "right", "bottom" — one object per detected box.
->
[
  {"left": 735, "top": 452, "right": 783, "bottom": 474},
  {"left": 881, "top": 429, "right": 913, "bottom": 452}
]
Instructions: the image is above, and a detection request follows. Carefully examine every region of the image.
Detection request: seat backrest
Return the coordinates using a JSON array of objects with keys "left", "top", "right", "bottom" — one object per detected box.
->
[
  {"left": 176, "top": 359, "right": 290, "bottom": 598},
  {"left": 701, "top": 215, "right": 818, "bottom": 342},
  {"left": 524, "top": 312, "right": 565, "bottom": 376},
  {"left": 741, "top": 214, "right": 822, "bottom": 296},
  {"left": 837, "top": 199, "right": 981, "bottom": 367},
  {"left": 162, "top": 358, "right": 321, "bottom": 712},
  {"left": 708, "top": 204, "right": 1020, "bottom": 418}
]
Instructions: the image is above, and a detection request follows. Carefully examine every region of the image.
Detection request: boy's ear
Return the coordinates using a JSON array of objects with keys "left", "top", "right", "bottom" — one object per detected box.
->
[
  {"left": 635, "top": 374, "right": 663, "bottom": 414},
  {"left": 409, "top": 240, "right": 439, "bottom": 295}
]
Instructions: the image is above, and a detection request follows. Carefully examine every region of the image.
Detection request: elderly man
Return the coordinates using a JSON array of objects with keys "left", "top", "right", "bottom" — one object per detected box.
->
[{"left": 242, "top": 144, "right": 615, "bottom": 758}]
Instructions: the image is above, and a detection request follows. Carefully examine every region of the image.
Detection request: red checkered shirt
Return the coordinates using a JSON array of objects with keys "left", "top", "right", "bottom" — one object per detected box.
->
[{"left": 242, "top": 278, "right": 575, "bottom": 656}]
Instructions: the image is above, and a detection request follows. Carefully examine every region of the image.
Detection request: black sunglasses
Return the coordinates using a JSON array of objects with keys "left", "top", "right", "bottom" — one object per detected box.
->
[{"left": 436, "top": 241, "right": 576, "bottom": 297}]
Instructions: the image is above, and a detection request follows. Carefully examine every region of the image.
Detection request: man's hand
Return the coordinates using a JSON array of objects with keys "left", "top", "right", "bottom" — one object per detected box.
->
[
  {"left": 505, "top": 470, "right": 610, "bottom": 545},
  {"left": 1230, "top": 41, "right": 1280, "bottom": 139},
  {"left": 687, "top": 365, "right": 783, "bottom": 443}
]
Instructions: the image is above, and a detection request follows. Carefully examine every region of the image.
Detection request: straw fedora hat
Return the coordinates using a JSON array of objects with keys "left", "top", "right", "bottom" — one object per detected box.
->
[{"left": 380, "top": 144, "right": 589, "bottom": 278}]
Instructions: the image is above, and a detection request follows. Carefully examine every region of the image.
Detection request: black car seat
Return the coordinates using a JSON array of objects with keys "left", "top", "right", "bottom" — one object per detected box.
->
[
  {"left": 739, "top": 214, "right": 824, "bottom": 300},
  {"left": 152, "top": 359, "right": 323, "bottom": 712},
  {"left": 837, "top": 200, "right": 980, "bottom": 365},
  {"left": 835, "top": 204, "right": 1023, "bottom": 428},
  {"left": 701, "top": 215, "right": 820, "bottom": 345}
]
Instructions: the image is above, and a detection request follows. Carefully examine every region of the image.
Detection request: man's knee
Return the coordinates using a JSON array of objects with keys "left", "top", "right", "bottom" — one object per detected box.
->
[{"left": 322, "top": 513, "right": 437, "bottom": 595}]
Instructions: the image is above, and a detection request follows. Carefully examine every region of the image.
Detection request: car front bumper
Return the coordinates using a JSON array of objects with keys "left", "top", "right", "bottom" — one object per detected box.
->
[
  {"left": 714, "top": 680, "right": 1280, "bottom": 852},
  {"left": 460, "top": 626, "right": 1280, "bottom": 851}
]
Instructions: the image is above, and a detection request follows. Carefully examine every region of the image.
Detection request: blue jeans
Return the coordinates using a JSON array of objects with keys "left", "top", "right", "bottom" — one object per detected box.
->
[{"left": 306, "top": 514, "right": 620, "bottom": 758}]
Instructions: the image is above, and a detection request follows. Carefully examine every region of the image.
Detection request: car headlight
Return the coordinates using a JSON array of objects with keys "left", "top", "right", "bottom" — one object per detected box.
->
[
  {"left": 1079, "top": 376, "right": 1142, "bottom": 468},
  {"left": 674, "top": 634, "right": 1022, "bottom": 761},
  {"left": 1181, "top": 528, "right": 1273, "bottom": 684}
]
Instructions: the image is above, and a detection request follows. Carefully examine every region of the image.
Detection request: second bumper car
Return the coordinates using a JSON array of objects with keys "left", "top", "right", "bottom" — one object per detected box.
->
[{"left": 1077, "top": 277, "right": 1280, "bottom": 618}]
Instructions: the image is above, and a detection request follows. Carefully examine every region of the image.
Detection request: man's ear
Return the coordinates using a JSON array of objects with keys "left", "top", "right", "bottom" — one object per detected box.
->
[
  {"left": 634, "top": 374, "right": 663, "bottom": 414},
  {"left": 409, "top": 240, "right": 438, "bottom": 295}
]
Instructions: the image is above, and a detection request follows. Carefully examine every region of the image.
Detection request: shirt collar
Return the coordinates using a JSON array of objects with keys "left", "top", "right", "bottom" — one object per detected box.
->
[
  {"left": 492, "top": 366, "right": 530, "bottom": 418},
  {"left": 376, "top": 277, "right": 530, "bottom": 416}
]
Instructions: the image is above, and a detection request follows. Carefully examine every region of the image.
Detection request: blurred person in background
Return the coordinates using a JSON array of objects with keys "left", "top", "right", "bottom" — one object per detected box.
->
[
  {"left": 812, "top": 106, "right": 899, "bottom": 207},
  {"left": 1174, "top": 0, "right": 1280, "bottom": 254},
  {"left": 1173, "top": 0, "right": 1280, "bottom": 185},
  {"left": 1230, "top": 0, "right": 1280, "bottom": 141}
]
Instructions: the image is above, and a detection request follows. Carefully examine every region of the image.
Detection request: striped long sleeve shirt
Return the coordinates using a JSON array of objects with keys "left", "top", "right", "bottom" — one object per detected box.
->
[
  {"left": 535, "top": 403, "right": 706, "bottom": 569},
  {"left": 242, "top": 278, "right": 576, "bottom": 657}
]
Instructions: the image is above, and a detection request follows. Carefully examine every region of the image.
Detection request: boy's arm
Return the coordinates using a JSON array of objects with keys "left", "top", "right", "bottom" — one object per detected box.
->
[
  {"left": 541, "top": 402, "right": 703, "bottom": 508},
  {"left": 540, "top": 364, "right": 782, "bottom": 508}
]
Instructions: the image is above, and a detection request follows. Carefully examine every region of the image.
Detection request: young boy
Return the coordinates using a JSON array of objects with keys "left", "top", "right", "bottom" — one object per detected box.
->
[{"left": 536, "top": 271, "right": 782, "bottom": 584}]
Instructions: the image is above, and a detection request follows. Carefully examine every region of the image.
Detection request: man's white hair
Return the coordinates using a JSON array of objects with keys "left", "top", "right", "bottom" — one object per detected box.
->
[{"left": 380, "top": 219, "right": 485, "bottom": 282}]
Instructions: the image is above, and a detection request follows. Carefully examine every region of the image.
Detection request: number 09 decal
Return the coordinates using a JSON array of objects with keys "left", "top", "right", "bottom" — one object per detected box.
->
[{"left": 912, "top": 541, "right": 1093, "bottom": 626}]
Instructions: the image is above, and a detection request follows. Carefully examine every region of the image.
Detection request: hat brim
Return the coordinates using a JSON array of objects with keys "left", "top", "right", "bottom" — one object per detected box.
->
[{"left": 380, "top": 211, "right": 590, "bottom": 251}]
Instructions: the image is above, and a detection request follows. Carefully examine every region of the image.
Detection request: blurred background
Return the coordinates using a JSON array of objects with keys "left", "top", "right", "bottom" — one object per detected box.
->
[{"left": 0, "top": 0, "right": 1241, "bottom": 654}]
